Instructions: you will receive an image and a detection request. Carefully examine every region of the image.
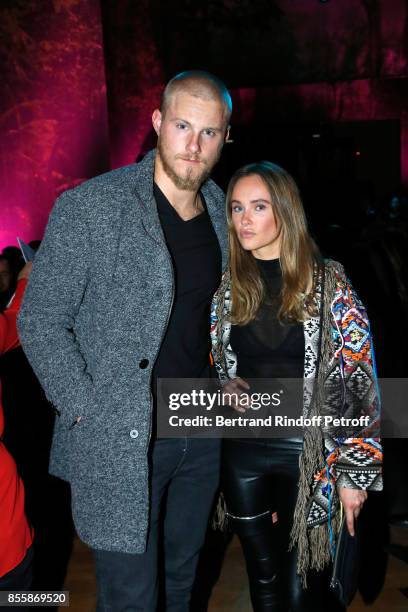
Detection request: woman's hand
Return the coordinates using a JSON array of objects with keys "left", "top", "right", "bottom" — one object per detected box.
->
[
  {"left": 337, "top": 487, "right": 367, "bottom": 536},
  {"left": 222, "top": 377, "right": 250, "bottom": 413},
  {"left": 17, "top": 262, "right": 33, "bottom": 280}
]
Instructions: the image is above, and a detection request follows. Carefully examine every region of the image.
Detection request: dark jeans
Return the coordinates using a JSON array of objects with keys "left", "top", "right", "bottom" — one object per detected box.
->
[
  {"left": 0, "top": 546, "right": 33, "bottom": 612},
  {"left": 222, "top": 439, "right": 345, "bottom": 612},
  {"left": 94, "top": 437, "right": 221, "bottom": 612}
]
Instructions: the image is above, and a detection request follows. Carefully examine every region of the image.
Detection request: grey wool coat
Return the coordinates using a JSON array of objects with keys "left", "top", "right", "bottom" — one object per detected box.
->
[{"left": 18, "top": 150, "right": 228, "bottom": 553}]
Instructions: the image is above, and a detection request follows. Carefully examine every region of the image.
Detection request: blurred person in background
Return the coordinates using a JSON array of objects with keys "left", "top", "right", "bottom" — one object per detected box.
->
[
  {"left": 0, "top": 262, "right": 34, "bottom": 597},
  {"left": 0, "top": 256, "right": 16, "bottom": 312}
]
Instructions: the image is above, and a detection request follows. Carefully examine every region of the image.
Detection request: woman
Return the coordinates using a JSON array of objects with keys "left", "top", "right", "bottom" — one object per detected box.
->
[
  {"left": 210, "top": 162, "right": 382, "bottom": 611},
  {"left": 0, "top": 262, "right": 34, "bottom": 595}
]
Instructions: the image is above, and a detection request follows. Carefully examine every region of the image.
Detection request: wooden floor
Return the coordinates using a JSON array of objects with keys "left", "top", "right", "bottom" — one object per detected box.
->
[{"left": 60, "top": 526, "right": 408, "bottom": 611}]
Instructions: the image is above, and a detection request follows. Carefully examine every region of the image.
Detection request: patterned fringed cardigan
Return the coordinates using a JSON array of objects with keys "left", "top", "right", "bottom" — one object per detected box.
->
[{"left": 210, "top": 259, "right": 383, "bottom": 585}]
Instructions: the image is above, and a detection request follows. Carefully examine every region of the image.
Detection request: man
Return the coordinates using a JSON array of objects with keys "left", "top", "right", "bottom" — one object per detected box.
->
[{"left": 18, "top": 71, "right": 231, "bottom": 611}]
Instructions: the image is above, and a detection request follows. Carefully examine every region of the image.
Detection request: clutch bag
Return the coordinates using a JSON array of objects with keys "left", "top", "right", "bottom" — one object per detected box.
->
[{"left": 330, "top": 514, "right": 361, "bottom": 606}]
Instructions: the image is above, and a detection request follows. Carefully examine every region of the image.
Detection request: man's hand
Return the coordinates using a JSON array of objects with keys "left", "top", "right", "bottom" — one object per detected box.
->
[
  {"left": 222, "top": 377, "right": 250, "bottom": 413},
  {"left": 17, "top": 262, "right": 33, "bottom": 280},
  {"left": 338, "top": 487, "right": 367, "bottom": 536}
]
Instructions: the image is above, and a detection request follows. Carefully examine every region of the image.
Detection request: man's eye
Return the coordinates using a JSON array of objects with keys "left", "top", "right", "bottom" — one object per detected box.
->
[
  {"left": 204, "top": 129, "right": 216, "bottom": 137},
  {"left": 176, "top": 123, "right": 187, "bottom": 130}
]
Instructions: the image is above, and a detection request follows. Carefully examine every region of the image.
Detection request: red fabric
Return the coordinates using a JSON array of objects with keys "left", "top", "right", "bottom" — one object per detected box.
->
[{"left": 0, "top": 279, "right": 33, "bottom": 577}]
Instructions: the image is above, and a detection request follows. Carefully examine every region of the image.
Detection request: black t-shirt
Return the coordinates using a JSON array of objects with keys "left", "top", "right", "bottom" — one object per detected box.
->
[
  {"left": 229, "top": 258, "right": 305, "bottom": 445},
  {"left": 152, "top": 183, "right": 222, "bottom": 388},
  {"left": 230, "top": 257, "right": 305, "bottom": 379}
]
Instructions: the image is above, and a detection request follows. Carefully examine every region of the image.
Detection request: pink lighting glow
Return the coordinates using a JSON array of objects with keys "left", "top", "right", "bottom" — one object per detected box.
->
[
  {"left": 0, "top": 0, "right": 109, "bottom": 251},
  {"left": 1, "top": 0, "right": 407, "bottom": 252}
]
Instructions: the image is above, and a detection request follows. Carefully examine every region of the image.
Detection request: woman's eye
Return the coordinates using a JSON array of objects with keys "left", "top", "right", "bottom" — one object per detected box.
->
[
  {"left": 232, "top": 205, "right": 243, "bottom": 213},
  {"left": 255, "top": 204, "right": 266, "bottom": 211}
]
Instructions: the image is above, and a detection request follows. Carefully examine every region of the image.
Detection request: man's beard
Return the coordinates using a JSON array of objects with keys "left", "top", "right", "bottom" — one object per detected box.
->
[{"left": 157, "top": 138, "right": 220, "bottom": 191}]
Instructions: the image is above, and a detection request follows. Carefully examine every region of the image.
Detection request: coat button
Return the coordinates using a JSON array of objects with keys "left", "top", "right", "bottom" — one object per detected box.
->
[
  {"left": 130, "top": 429, "right": 139, "bottom": 439},
  {"left": 139, "top": 359, "right": 149, "bottom": 369}
]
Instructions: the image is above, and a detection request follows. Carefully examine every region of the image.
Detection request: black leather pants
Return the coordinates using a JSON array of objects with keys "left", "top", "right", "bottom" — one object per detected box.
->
[{"left": 221, "top": 439, "right": 345, "bottom": 612}]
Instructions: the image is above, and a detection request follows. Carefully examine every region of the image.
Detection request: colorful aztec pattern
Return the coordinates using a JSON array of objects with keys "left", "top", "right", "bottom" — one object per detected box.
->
[{"left": 210, "top": 260, "right": 383, "bottom": 531}]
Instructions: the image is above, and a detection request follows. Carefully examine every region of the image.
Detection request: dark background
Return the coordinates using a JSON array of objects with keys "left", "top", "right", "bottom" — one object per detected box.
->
[{"left": 0, "top": 0, "right": 407, "bottom": 246}]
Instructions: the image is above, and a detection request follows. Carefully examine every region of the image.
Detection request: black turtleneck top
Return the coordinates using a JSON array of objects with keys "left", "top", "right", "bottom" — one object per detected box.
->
[{"left": 230, "top": 258, "right": 305, "bottom": 379}]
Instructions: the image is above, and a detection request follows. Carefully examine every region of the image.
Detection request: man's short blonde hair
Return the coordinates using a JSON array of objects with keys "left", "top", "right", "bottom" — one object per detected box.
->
[{"left": 161, "top": 70, "right": 232, "bottom": 127}]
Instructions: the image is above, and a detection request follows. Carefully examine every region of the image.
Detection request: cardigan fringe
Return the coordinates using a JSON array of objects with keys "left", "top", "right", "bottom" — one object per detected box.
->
[{"left": 288, "top": 260, "right": 343, "bottom": 585}]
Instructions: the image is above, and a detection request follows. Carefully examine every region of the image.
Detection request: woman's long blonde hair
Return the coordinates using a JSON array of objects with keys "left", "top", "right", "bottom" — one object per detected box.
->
[{"left": 227, "top": 161, "right": 321, "bottom": 325}]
